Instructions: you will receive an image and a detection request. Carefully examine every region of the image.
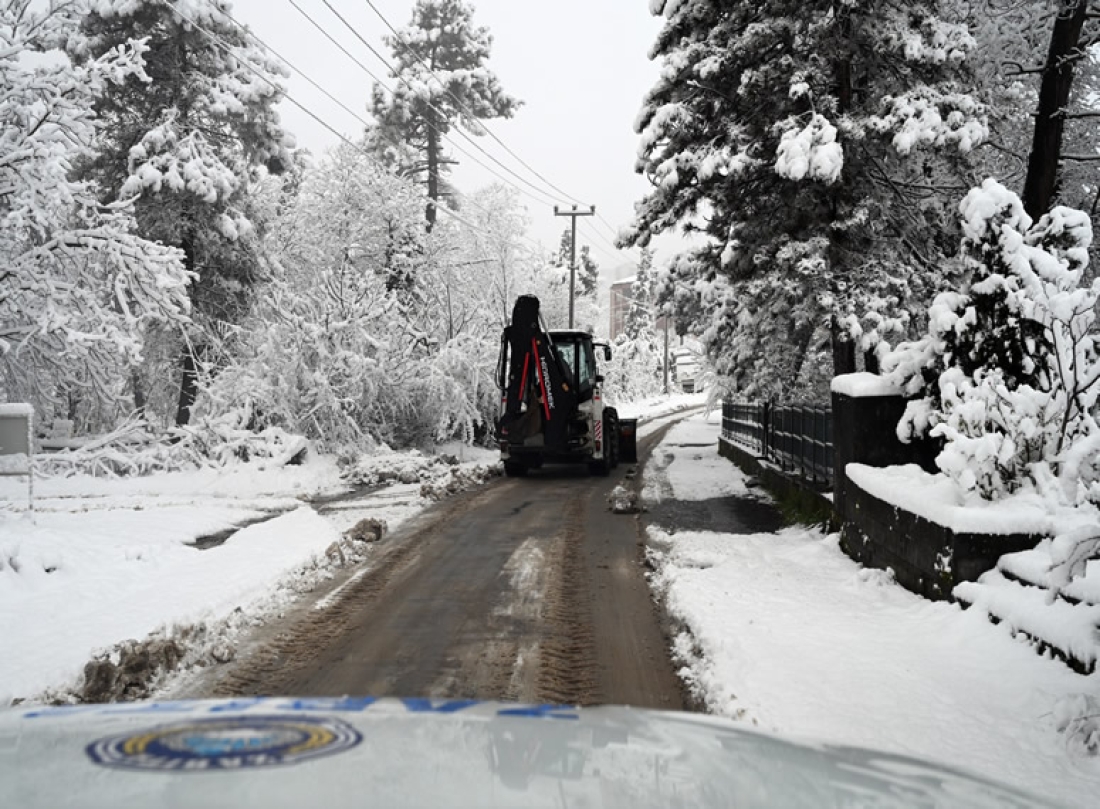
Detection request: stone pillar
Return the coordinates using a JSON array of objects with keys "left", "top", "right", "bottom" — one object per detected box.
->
[{"left": 831, "top": 374, "right": 938, "bottom": 521}]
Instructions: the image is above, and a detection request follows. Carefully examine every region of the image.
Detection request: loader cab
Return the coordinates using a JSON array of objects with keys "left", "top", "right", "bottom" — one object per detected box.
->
[{"left": 548, "top": 331, "right": 601, "bottom": 402}]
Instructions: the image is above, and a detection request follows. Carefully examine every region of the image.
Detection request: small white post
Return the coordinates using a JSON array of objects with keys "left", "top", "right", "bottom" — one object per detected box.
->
[{"left": 0, "top": 404, "right": 34, "bottom": 515}]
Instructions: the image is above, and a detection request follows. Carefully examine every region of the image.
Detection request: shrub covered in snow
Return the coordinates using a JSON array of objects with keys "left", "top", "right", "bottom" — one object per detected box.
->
[
  {"left": 37, "top": 413, "right": 308, "bottom": 478},
  {"left": 886, "top": 179, "right": 1100, "bottom": 503},
  {"left": 885, "top": 179, "right": 1100, "bottom": 599}
]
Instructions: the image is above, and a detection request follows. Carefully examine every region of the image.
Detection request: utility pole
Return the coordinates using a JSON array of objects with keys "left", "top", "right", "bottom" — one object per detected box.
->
[
  {"left": 554, "top": 204, "right": 596, "bottom": 328},
  {"left": 663, "top": 316, "right": 670, "bottom": 394}
]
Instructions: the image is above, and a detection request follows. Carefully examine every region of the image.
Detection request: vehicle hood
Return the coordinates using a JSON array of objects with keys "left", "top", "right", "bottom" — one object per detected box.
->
[{"left": 0, "top": 697, "right": 1057, "bottom": 808}]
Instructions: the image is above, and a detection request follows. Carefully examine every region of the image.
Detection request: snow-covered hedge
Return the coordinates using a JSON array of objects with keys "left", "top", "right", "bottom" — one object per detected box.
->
[
  {"left": 885, "top": 179, "right": 1100, "bottom": 590},
  {"left": 886, "top": 179, "right": 1100, "bottom": 503}
]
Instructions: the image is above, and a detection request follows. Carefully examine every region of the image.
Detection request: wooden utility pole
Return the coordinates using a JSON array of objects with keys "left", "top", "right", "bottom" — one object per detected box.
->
[{"left": 553, "top": 204, "right": 596, "bottom": 328}]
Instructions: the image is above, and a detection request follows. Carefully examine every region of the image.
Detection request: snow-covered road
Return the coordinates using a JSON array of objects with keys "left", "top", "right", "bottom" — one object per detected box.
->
[{"left": 5, "top": 394, "right": 1096, "bottom": 807}]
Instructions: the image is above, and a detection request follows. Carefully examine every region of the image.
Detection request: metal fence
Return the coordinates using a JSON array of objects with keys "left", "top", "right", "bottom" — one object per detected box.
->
[{"left": 721, "top": 400, "right": 833, "bottom": 487}]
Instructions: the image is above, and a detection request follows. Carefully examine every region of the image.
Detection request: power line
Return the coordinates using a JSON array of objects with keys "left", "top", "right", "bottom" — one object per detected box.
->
[
  {"left": 221, "top": 0, "right": 558, "bottom": 249},
  {"left": 216, "top": 1, "right": 560, "bottom": 216},
  {"left": 355, "top": 2, "right": 636, "bottom": 261},
  {"left": 578, "top": 221, "right": 627, "bottom": 265},
  {"left": 361, "top": 0, "right": 589, "bottom": 208},
  {"left": 315, "top": 0, "right": 574, "bottom": 210},
  {"left": 156, "top": 0, "right": 540, "bottom": 249},
  {"left": 289, "top": 0, "right": 630, "bottom": 259},
  {"left": 185, "top": 0, "right": 630, "bottom": 265}
]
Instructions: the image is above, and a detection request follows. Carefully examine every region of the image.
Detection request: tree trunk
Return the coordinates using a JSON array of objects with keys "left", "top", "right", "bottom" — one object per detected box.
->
[
  {"left": 175, "top": 348, "right": 199, "bottom": 426},
  {"left": 831, "top": 316, "right": 857, "bottom": 377},
  {"left": 174, "top": 233, "right": 199, "bottom": 427},
  {"left": 828, "top": 11, "right": 856, "bottom": 380},
  {"left": 1022, "top": 0, "right": 1090, "bottom": 219},
  {"left": 425, "top": 111, "right": 439, "bottom": 232},
  {"left": 131, "top": 370, "right": 147, "bottom": 418}
]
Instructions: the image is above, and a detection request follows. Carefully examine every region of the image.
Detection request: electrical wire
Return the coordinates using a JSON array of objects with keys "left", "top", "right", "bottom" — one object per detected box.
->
[
  {"left": 289, "top": 0, "right": 628, "bottom": 259},
  {"left": 360, "top": 0, "right": 591, "bottom": 209},
  {"left": 361, "top": 0, "right": 643, "bottom": 260},
  {"left": 315, "top": 0, "right": 576, "bottom": 210},
  {"left": 214, "top": 1, "right": 561, "bottom": 216},
  {"left": 155, "top": 0, "right": 539, "bottom": 247},
  {"left": 184, "top": 0, "right": 628, "bottom": 264}
]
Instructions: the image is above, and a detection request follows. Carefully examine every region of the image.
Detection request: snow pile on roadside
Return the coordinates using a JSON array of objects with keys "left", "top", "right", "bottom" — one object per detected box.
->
[
  {"left": 0, "top": 506, "right": 351, "bottom": 705},
  {"left": 0, "top": 445, "right": 497, "bottom": 706},
  {"left": 622, "top": 390, "right": 707, "bottom": 433},
  {"left": 643, "top": 413, "right": 1100, "bottom": 808}
]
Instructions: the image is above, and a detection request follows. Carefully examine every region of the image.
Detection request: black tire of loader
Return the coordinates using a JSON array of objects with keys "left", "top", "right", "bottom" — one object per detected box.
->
[{"left": 503, "top": 461, "right": 528, "bottom": 477}]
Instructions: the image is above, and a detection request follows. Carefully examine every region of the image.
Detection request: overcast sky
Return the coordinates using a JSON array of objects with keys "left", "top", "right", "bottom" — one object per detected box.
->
[{"left": 227, "top": 0, "right": 677, "bottom": 277}]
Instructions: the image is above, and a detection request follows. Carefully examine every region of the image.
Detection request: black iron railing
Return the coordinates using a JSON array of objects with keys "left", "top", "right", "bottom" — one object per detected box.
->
[{"left": 721, "top": 400, "right": 833, "bottom": 487}]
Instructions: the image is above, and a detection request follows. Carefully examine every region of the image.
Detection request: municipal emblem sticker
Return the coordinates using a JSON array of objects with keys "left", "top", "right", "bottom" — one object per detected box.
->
[{"left": 87, "top": 715, "right": 361, "bottom": 771}]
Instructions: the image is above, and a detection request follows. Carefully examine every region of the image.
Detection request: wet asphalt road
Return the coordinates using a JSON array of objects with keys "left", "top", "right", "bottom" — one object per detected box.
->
[{"left": 180, "top": 413, "right": 783, "bottom": 709}]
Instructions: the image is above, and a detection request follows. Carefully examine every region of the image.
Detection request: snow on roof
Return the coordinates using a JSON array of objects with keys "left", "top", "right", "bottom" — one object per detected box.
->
[{"left": 0, "top": 404, "right": 33, "bottom": 417}]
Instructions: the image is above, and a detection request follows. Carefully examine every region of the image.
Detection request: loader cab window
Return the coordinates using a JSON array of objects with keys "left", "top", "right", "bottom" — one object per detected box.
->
[{"left": 553, "top": 336, "right": 597, "bottom": 398}]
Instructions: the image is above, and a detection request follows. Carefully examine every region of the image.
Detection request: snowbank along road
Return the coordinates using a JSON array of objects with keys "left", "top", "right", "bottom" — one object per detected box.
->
[{"left": 175, "top": 421, "right": 693, "bottom": 709}]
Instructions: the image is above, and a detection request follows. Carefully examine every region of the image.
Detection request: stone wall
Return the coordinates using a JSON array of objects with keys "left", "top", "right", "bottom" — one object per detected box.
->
[
  {"left": 840, "top": 477, "right": 1038, "bottom": 600},
  {"left": 830, "top": 390, "right": 939, "bottom": 522},
  {"left": 830, "top": 389, "right": 1039, "bottom": 601},
  {"left": 718, "top": 388, "right": 1042, "bottom": 602}
]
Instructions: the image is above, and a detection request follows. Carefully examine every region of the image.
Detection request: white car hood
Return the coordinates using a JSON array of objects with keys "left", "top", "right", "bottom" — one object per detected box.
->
[{"left": 0, "top": 697, "right": 1057, "bottom": 808}]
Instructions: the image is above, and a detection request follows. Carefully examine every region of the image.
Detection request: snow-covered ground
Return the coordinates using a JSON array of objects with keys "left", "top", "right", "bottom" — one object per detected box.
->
[
  {"left": 6, "top": 395, "right": 1097, "bottom": 803},
  {"left": 0, "top": 392, "right": 705, "bottom": 706},
  {"left": 646, "top": 411, "right": 1100, "bottom": 809}
]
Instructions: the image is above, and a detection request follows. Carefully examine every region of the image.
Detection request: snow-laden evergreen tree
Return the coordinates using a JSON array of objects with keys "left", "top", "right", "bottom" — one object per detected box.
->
[
  {"left": 0, "top": 1, "right": 191, "bottom": 425},
  {"left": 625, "top": 247, "right": 656, "bottom": 341},
  {"left": 627, "top": 1, "right": 987, "bottom": 400},
  {"left": 71, "top": 0, "right": 293, "bottom": 425},
  {"left": 884, "top": 179, "right": 1100, "bottom": 600},
  {"left": 577, "top": 245, "right": 599, "bottom": 300},
  {"left": 950, "top": 1, "right": 1100, "bottom": 222},
  {"left": 554, "top": 228, "right": 571, "bottom": 267},
  {"left": 886, "top": 180, "right": 1100, "bottom": 501},
  {"left": 367, "top": 0, "right": 519, "bottom": 231},
  {"left": 608, "top": 247, "right": 664, "bottom": 402}
]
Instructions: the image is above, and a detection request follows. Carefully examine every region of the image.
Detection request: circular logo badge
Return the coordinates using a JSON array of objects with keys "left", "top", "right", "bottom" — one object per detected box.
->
[{"left": 87, "top": 715, "right": 362, "bottom": 771}]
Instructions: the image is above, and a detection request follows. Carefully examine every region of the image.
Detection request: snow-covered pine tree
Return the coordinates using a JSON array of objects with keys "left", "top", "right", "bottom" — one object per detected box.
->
[
  {"left": 0, "top": 1, "right": 190, "bottom": 426},
  {"left": 367, "top": 0, "right": 519, "bottom": 231},
  {"left": 72, "top": 0, "right": 293, "bottom": 425},
  {"left": 577, "top": 245, "right": 599, "bottom": 300},
  {"left": 605, "top": 248, "right": 663, "bottom": 403},
  {"left": 554, "top": 228, "right": 571, "bottom": 267},
  {"left": 625, "top": 247, "right": 656, "bottom": 341},
  {"left": 627, "top": 0, "right": 986, "bottom": 400}
]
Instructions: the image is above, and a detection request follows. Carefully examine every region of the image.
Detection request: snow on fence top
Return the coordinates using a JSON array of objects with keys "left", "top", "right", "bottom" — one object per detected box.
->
[
  {"left": 830, "top": 372, "right": 902, "bottom": 398},
  {"left": 846, "top": 463, "right": 1051, "bottom": 536},
  {"left": 0, "top": 404, "right": 33, "bottom": 417}
]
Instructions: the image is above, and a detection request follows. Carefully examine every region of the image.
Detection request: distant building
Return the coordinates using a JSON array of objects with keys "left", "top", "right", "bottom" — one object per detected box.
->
[
  {"left": 608, "top": 276, "right": 636, "bottom": 339},
  {"left": 609, "top": 275, "right": 668, "bottom": 340}
]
